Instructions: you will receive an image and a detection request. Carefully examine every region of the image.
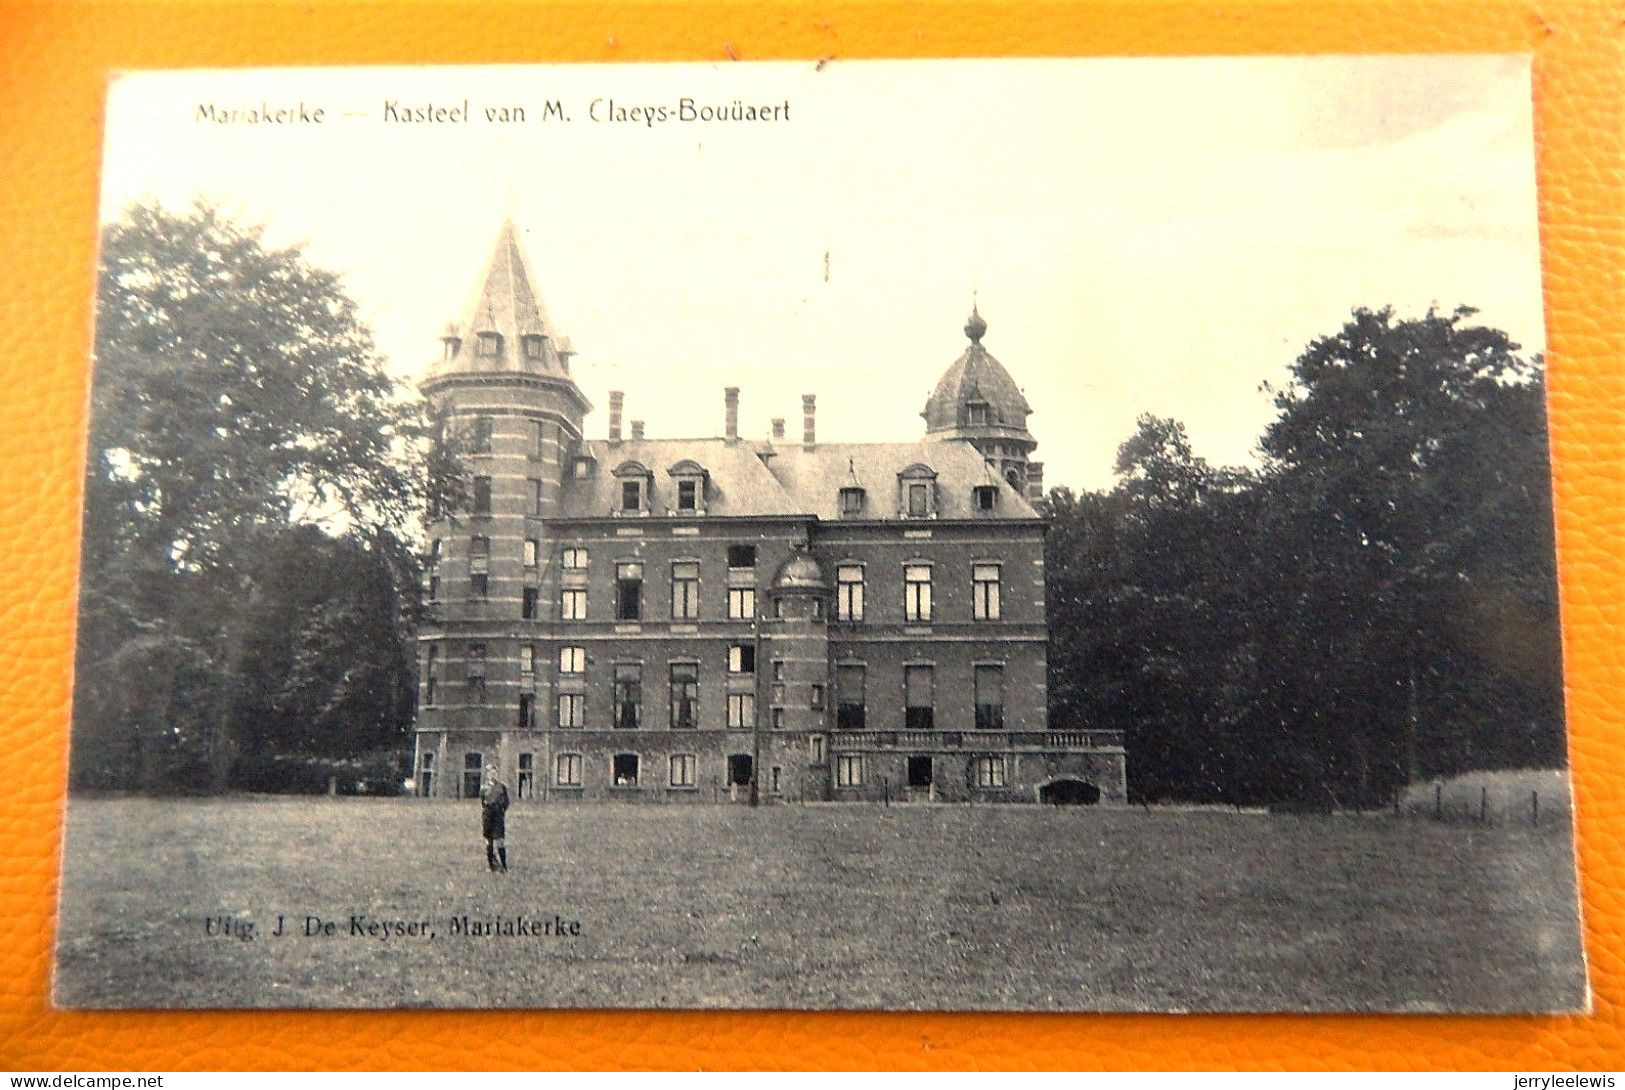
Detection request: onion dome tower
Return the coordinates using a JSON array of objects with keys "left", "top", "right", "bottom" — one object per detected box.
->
[
  {"left": 413, "top": 219, "right": 592, "bottom": 798},
  {"left": 921, "top": 305, "right": 1043, "bottom": 500}
]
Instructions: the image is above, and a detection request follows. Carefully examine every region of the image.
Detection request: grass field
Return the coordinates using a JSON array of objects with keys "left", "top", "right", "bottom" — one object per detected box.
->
[{"left": 52, "top": 796, "right": 1587, "bottom": 1012}]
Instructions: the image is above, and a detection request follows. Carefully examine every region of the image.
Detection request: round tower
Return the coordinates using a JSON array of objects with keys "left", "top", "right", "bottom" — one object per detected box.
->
[
  {"left": 413, "top": 220, "right": 592, "bottom": 799},
  {"left": 921, "top": 305, "right": 1043, "bottom": 500}
]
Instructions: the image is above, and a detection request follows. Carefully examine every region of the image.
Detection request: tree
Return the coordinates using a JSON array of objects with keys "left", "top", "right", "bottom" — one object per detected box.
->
[
  {"left": 73, "top": 201, "right": 446, "bottom": 790},
  {"left": 1042, "top": 308, "right": 1562, "bottom": 807},
  {"left": 1249, "top": 306, "right": 1559, "bottom": 802}
]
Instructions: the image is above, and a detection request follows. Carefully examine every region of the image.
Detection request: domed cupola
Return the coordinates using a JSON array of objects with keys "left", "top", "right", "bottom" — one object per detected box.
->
[
  {"left": 772, "top": 551, "right": 828, "bottom": 595},
  {"left": 922, "top": 304, "right": 1042, "bottom": 499}
]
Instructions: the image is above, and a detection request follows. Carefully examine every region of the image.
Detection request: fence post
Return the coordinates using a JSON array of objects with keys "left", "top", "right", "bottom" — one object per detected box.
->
[
  {"left": 1532, "top": 790, "right": 1539, "bottom": 828},
  {"left": 883, "top": 777, "right": 890, "bottom": 808},
  {"left": 1434, "top": 782, "right": 1442, "bottom": 821},
  {"left": 1480, "top": 785, "right": 1488, "bottom": 824}
]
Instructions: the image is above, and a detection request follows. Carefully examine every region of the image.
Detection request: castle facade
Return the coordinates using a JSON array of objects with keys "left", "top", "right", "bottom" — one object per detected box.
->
[{"left": 411, "top": 222, "right": 1126, "bottom": 804}]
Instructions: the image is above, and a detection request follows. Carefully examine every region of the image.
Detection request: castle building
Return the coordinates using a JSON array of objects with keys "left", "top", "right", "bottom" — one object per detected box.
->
[{"left": 411, "top": 221, "right": 1126, "bottom": 804}]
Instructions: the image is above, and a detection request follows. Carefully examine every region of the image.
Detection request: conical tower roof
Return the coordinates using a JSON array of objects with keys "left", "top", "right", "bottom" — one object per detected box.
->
[
  {"left": 425, "top": 218, "right": 574, "bottom": 381},
  {"left": 922, "top": 305, "right": 1033, "bottom": 436}
]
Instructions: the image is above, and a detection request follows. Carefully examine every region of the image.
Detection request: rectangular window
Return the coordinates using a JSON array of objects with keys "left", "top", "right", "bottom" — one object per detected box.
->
[
  {"left": 810, "top": 683, "right": 825, "bottom": 710},
  {"left": 470, "top": 572, "right": 489, "bottom": 598},
  {"left": 973, "top": 563, "right": 1002, "bottom": 620},
  {"left": 463, "top": 753, "right": 483, "bottom": 799},
  {"left": 974, "top": 755, "right": 1007, "bottom": 788},
  {"left": 469, "top": 536, "right": 490, "bottom": 573},
  {"left": 428, "top": 573, "right": 440, "bottom": 601},
  {"left": 836, "top": 664, "right": 865, "bottom": 729},
  {"left": 612, "top": 753, "right": 640, "bottom": 787},
  {"left": 839, "top": 487, "right": 865, "bottom": 516},
  {"left": 472, "top": 476, "right": 492, "bottom": 515},
  {"left": 620, "top": 479, "right": 642, "bottom": 512},
  {"left": 471, "top": 416, "right": 493, "bottom": 454},
  {"left": 522, "top": 586, "right": 539, "bottom": 619},
  {"left": 811, "top": 735, "right": 827, "bottom": 763},
  {"left": 726, "top": 692, "right": 756, "bottom": 729},
  {"left": 727, "top": 544, "right": 757, "bottom": 569},
  {"left": 523, "top": 539, "right": 539, "bottom": 568},
  {"left": 671, "top": 561, "right": 700, "bottom": 620},
  {"left": 555, "top": 752, "right": 582, "bottom": 787},
  {"left": 907, "top": 483, "right": 930, "bottom": 518},
  {"left": 560, "top": 588, "right": 587, "bottom": 620},
  {"left": 677, "top": 479, "right": 698, "bottom": 511},
  {"left": 530, "top": 478, "right": 544, "bottom": 516},
  {"left": 466, "top": 644, "right": 486, "bottom": 679},
  {"left": 727, "top": 643, "right": 756, "bottom": 674},
  {"left": 517, "top": 753, "right": 534, "bottom": 799},
  {"left": 557, "top": 693, "right": 585, "bottom": 728},
  {"left": 727, "top": 587, "right": 756, "bottom": 620},
  {"left": 836, "top": 753, "right": 863, "bottom": 787},
  {"left": 614, "top": 663, "right": 642, "bottom": 729},
  {"left": 904, "top": 664, "right": 935, "bottom": 730},
  {"left": 968, "top": 403, "right": 990, "bottom": 427},
  {"left": 974, "top": 664, "right": 1005, "bottom": 729},
  {"left": 615, "top": 561, "right": 643, "bottom": 620},
  {"left": 771, "top": 707, "right": 784, "bottom": 730},
  {"left": 836, "top": 564, "right": 864, "bottom": 621},
  {"left": 561, "top": 547, "right": 589, "bottom": 570},
  {"left": 771, "top": 766, "right": 781, "bottom": 794},
  {"left": 417, "top": 750, "right": 435, "bottom": 797},
  {"left": 669, "top": 753, "right": 697, "bottom": 788},
  {"left": 669, "top": 662, "right": 699, "bottom": 729},
  {"left": 559, "top": 645, "right": 585, "bottom": 674},
  {"left": 534, "top": 421, "right": 547, "bottom": 459},
  {"left": 519, "top": 644, "right": 535, "bottom": 682},
  {"left": 904, "top": 564, "right": 933, "bottom": 622},
  {"left": 424, "top": 646, "right": 439, "bottom": 707},
  {"left": 517, "top": 693, "right": 534, "bottom": 730},
  {"left": 974, "top": 485, "right": 999, "bottom": 511}
]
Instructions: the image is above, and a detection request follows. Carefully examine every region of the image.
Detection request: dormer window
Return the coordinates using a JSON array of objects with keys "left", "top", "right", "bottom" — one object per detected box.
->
[
  {"left": 522, "top": 334, "right": 546, "bottom": 360},
  {"left": 476, "top": 332, "right": 502, "bottom": 358},
  {"left": 442, "top": 338, "right": 460, "bottom": 361},
  {"left": 573, "top": 455, "right": 596, "bottom": 479},
  {"left": 974, "top": 485, "right": 999, "bottom": 512},
  {"left": 898, "top": 464, "right": 939, "bottom": 519},
  {"left": 666, "top": 459, "right": 708, "bottom": 516},
  {"left": 613, "top": 461, "right": 653, "bottom": 515},
  {"left": 967, "top": 401, "right": 991, "bottom": 427},
  {"left": 839, "top": 487, "right": 866, "bottom": 517}
]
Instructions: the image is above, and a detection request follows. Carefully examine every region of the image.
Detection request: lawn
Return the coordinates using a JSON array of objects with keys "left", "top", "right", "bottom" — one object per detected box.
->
[{"left": 52, "top": 796, "right": 1587, "bottom": 1012}]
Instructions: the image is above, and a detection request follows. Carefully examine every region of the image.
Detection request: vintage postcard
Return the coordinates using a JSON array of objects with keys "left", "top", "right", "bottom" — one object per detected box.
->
[{"left": 54, "top": 57, "right": 1585, "bottom": 1011}]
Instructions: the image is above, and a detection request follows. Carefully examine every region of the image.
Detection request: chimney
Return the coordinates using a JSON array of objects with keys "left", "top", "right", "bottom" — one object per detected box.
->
[
  {"left": 771, "top": 417, "right": 785, "bottom": 441},
  {"left": 724, "top": 387, "right": 740, "bottom": 443},
  {"left": 802, "top": 394, "right": 816, "bottom": 450},
  {"left": 630, "top": 420, "right": 645, "bottom": 441},
  {"left": 608, "top": 390, "right": 624, "bottom": 444}
]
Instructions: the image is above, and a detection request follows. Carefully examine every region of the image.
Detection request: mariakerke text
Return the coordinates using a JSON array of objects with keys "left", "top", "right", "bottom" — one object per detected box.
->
[{"left": 202, "top": 913, "right": 583, "bottom": 941}]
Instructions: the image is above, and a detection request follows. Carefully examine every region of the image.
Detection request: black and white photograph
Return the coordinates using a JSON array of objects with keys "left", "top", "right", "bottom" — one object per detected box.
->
[{"left": 55, "top": 57, "right": 1585, "bottom": 1011}]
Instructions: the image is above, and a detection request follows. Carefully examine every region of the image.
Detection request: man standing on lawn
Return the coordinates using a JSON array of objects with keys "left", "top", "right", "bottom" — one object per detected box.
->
[{"left": 480, "top": 763, "right": 509, "bottom": 872}]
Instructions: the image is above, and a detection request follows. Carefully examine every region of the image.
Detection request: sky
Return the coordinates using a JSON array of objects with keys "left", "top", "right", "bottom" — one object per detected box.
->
[{"left": 99, "top": 57, "right": 1545, "bottom": 491}]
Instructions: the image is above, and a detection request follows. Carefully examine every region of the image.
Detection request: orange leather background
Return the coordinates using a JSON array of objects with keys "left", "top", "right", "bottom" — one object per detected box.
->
[{"left": 2, "top": 0, "right": 1621, "bottom": 1071}]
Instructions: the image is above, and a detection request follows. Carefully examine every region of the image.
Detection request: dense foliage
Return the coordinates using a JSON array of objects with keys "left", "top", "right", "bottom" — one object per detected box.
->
[
  {"left": 1045, "top": 307, "right": 1564, "bottom": 805},
  {"left": 72, "top": 203, "right": 446, "bottom": 790}
]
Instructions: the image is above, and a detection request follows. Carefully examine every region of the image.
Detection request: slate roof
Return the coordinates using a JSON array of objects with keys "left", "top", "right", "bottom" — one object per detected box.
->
[
  {"left": 424, "top": 218, "right": 573, "bottom": 383},
  {"left": 921, "top": 308, "right": 1034, "bottom": 436},
  {"left": 558, "top": 438, "right": 803, "bottom": 518},
  {"left": 765, "top": 440, "right": 1039, "bottom": 520},
  {"left": 556, "top": 436, "right": 1039, "bottom": 522}
]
